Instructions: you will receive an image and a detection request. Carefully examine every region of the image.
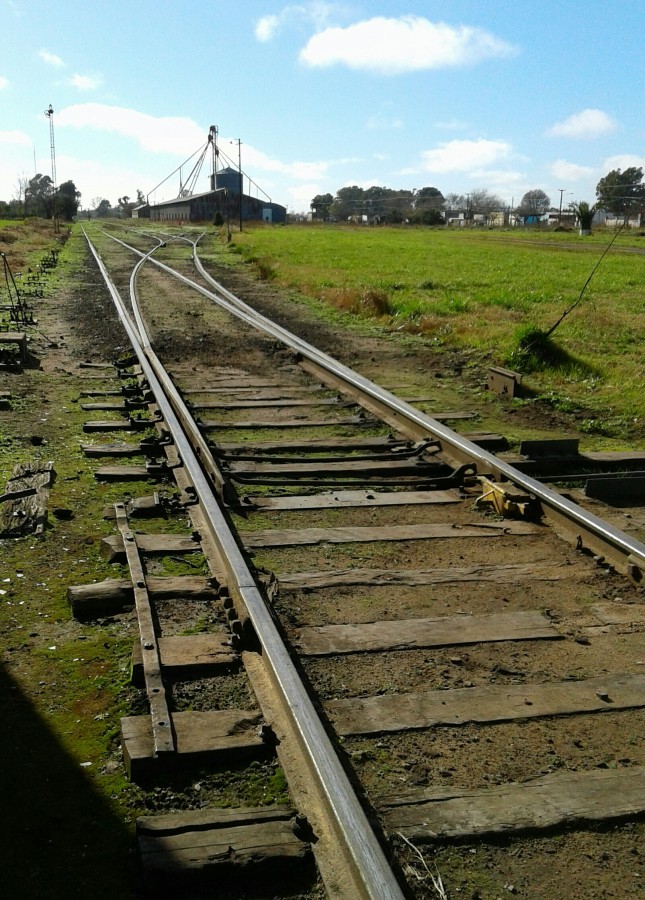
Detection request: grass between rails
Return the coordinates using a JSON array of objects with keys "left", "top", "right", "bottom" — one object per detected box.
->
[{"left": 225, "top": 224, "right": 645, "bottom": 441}]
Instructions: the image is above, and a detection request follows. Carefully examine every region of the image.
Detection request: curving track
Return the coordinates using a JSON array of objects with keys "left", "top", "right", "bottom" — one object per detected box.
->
[{"left": 74, "top": 224, "right": 645, "bottom": 898}]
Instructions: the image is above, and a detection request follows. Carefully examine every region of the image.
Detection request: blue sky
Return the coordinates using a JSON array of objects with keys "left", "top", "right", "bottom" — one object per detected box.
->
[{"left": 1, "top": 0, "right": 644, "bottom": 213}]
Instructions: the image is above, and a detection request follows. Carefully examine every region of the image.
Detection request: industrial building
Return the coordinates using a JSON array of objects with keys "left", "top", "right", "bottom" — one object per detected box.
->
[{"left": 133, "top": 128, "right": 286, "bottom": 225}]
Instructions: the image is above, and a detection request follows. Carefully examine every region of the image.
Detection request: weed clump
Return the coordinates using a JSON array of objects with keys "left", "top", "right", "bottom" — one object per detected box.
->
[
  {"left": 507, "top": 324, "right": 565, "bottom": 373},
  {"left": 255, "top": 257, "right": 277, "bottom": 280},
  {"left": 323, "top": 286, "right": 392, "bottom": 317}
]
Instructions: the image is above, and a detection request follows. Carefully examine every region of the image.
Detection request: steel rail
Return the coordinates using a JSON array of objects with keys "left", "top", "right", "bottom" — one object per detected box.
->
[
  {"left": 188, "top": 240, "right": 645, "bottom": 574},
  {"left": 99, "top": 225, "right": 645, "bottom": 573},
  {"left": 83, "top": 229, "right": 406, "bottom": 900},
  {"left": 127, "top": 237, "right": 230, "bottom": 501}
]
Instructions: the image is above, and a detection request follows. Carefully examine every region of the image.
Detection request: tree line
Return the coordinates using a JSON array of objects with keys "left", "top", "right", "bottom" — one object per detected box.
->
[
  {"left": 2, "top": 166, "right": 642, "bottom": 225},
  {"left": 0, "top": 174, "right": 82, "bottom": 220},
  {"left": 311, "top": 167, "right": 645, "bottom": 224},
  {"left": 0, "top": 176, "right": 147, "bottom": 220}
]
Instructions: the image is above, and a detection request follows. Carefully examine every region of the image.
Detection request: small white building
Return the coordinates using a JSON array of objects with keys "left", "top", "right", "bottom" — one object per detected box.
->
[{"left": 602, "top": 211, "right": 643, "bottom": 228}]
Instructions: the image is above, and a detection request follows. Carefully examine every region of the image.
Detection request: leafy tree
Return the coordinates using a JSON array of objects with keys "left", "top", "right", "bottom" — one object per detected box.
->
[
  {"left": 24, "top": 174, "right": 54, "bottom": 217},
  {"left": 412, "top": 207, "right": 445, "bottom": 226},
  {"left": 364, "top": 186, "right": 414, "bottom": 220},
  {"left": 573, "top": 201, "right": 596, "bottom": 232},
  {"left": 56, "top": 180, "right": 81, "bottom": 220},
  {"left": 518, "top": 189, "right": 551, "bottom": 216},
  {"left": 136, "top": 189, "right": 146, "bottom": 206},
  {"left": 0, "top": 198, "right": 24, "bottom": 218},
  {"left": 415, "top": 187, "right": 444, "bottom": 210},
  {"left": 330, "top": 186, "right": 366, "bottom": 220},
  {"left": 310, "top": 192, "right": 333, "bottom": 220},
  {"left": 595, "top": 167, "right": 645, "bottom": 217},
  {"left": 95, "top": 199, "right": 112, "bottom": 218},
  {"left": 118, "top": 195, "right": 136, "bottom": 218}
]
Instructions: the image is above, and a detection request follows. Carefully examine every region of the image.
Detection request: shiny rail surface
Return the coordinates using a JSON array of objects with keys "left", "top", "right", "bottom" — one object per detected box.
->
[{"left": 83, "top": 228, "right": 406, "bottom": 900}]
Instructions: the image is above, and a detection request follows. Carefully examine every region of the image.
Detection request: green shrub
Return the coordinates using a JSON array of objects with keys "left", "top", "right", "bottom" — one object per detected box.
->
[{"left": 507, "top": 324, "right": 564, "bottom": 372}]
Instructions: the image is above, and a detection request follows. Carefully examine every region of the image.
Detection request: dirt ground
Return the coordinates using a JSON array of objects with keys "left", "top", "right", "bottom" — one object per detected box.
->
[{"left": 2, "top": 224, "right": 644, "bottom": 899}]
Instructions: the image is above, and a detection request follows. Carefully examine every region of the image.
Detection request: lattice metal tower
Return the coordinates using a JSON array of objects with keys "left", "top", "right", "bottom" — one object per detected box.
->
[{"left": 44, "top": 104, "right": 59, "bottom": 232}]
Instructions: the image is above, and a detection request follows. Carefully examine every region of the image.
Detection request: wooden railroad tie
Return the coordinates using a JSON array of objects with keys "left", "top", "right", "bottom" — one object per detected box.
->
[
  {"left": 294, "top": 609, "right": 560, "bottom": 656},
  {"left": 67, "top": 574, "right": 218, "bottom": 618},
  {"left": 244, "top": 488, "right": 462, "bottom": 512},
  {"left": 122, "top": 710, "right": 270, "bottom": 782},
  {"left": 327, "top": 673, "right": 645, "bottom": 735},
  {"left": 273, "top": 560, "right": 574, "bottom": 590},
  {"left": 136, "top": 805, "right": 314, "bottom": 892},
  {"left": 242, "top": 520, "right": 541, "bottom": 548},
  {"left": 379, "top": 767, "right": 645, "bottom": 840}
]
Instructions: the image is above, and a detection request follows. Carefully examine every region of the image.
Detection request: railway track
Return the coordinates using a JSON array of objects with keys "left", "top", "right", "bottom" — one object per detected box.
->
[{"left": 66, "top": 223, "right": 645, "bottom": 898}]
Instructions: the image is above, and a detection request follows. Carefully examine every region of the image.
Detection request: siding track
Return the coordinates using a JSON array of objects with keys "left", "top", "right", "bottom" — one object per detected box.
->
[{"left": 74, "top": 224, "right": 645, "bottom": 898}]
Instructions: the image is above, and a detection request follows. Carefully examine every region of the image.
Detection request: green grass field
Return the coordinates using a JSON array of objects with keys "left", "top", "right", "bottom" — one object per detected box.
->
[{"left": 227, "top": 224, "right": 645, "bottom": 437}]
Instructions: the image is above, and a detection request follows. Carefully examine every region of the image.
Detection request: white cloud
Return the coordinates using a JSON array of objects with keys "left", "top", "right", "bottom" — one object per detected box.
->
[
  {"left": 300, "top": 15, "right": 518, "bottom": 74},
  {"left": 550, "top": 159, "right": 595, "bottom": 181},
  {"left": 54, "top": 153, "right": 153, "bottom": 205},
  {"left": 547, "top": 109, "right": 617, "bottom": 140},
  {"left": 255, "top": 14, "right": 280, "bottom": 42},
  {"left": 255, "top": 3, "right": 339, "bottom": 42},
  {"left": 0, "top": 76, "right": 9, "bottom": 89},
  {"left": 0, "top": 130, "right": 31, "bottom": 146},
  {"left": 68, "top": 73, "right": 104, "bottom": 91},
  {"left": 54, "top": 103, "right": 339, "bottom": 198},
  {"left": 602, "top": 153, "right": 645, "bottom": 171},
  {"left": 421, "top": 138, "right": 511, "bottom": 173},
  {"left": 57, "top": 104, "right": 205, "bottom": 155},
  {"left": 241, "top": 142, "right": 348, "bottom": 182},
  {"left": 39, "top": 49, "right": 64, "bottom": 67},
  {"left": 470, "top": 168, "right": 525, "bottom": 185},
  {"left": 285, "top": 181, "right": 321, "bottom": 212}
]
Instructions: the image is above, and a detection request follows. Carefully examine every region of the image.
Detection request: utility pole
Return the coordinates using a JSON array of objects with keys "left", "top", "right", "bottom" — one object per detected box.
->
[
  {"left": 558, "top": 188, "right": 565, "bottom": 224},
  {"left": 231, "top": 139, "right": 243, "bottom": 232},
  {"left": 44, "top": 104, "right": 59, "bottom": 233}
]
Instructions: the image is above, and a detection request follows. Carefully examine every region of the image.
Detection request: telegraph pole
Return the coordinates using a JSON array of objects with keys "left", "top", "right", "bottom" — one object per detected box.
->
[
  {"left": 44, "top": 104, "right": 59, "bottom": 233},
  {"left": 231, "top": 138, "right": 243, "bottom": 232},
  {"left": 558, "top": 188, "right": 565, "bottom": 224}
]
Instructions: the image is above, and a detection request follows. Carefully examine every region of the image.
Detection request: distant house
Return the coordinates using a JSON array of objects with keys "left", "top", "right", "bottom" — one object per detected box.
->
[
  {"left": 487, "top": 210, "right": 506, "bottom": 227},
  {"left": 544, "top": 209, "right": 576, "bottom": 227},
  {"left": 602, "top": 210, "right": 643, "bottom": 228}
]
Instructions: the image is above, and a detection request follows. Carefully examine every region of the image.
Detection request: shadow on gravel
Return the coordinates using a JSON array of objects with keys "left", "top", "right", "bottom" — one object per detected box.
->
[{"left": 0, "top": 662, "right": 136, "bottom": 900}]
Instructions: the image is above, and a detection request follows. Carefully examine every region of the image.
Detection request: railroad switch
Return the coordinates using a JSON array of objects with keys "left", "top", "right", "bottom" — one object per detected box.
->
[{"left": 476, "top": 476, "right": 537, "bottom": 519}]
